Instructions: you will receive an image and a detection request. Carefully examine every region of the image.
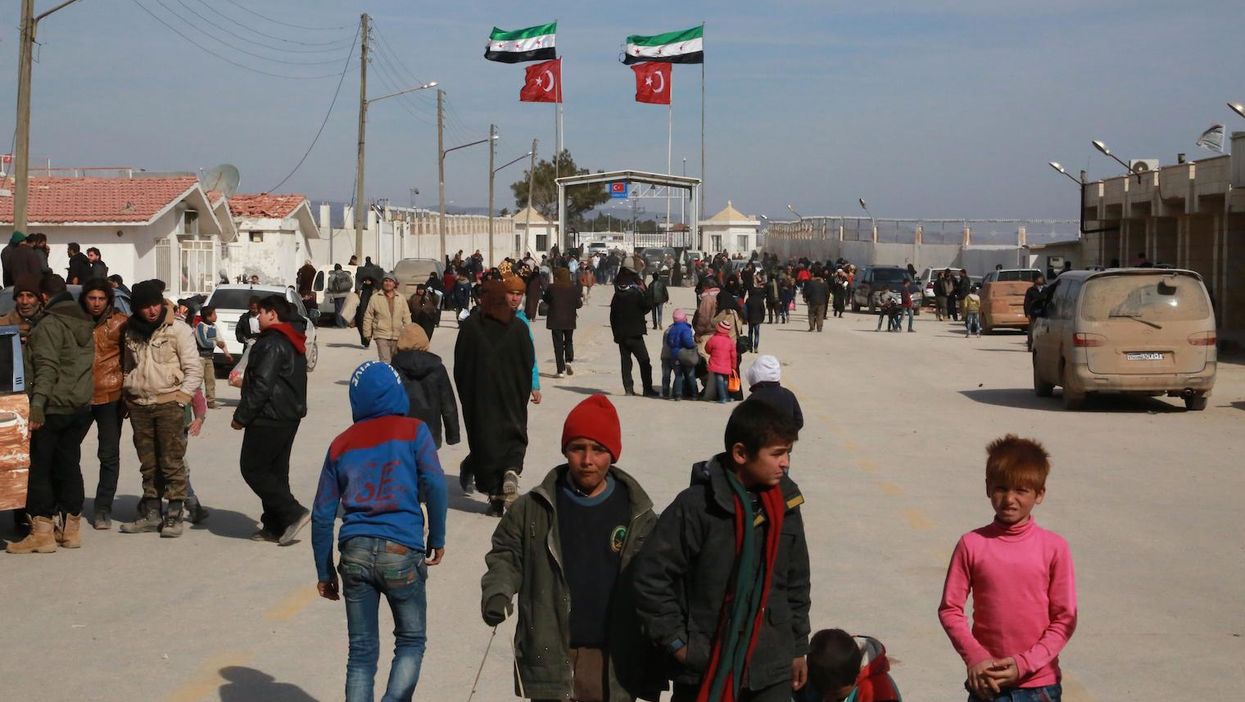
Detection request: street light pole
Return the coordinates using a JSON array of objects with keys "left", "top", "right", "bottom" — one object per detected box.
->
[
  {"left": 487, "top": 124, "right": 496, "bottom": 266},
  {"left": 13, "top": 0, "right": 85, "bottom": 235},
  {"left": 439, "top": 128, "right": 498, "bottom": 263},
  {"left": 353, "top": 13, "right": 370, "bottom": 260}
]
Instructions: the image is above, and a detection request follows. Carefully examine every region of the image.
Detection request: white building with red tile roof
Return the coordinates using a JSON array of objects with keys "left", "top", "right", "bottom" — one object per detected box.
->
[
  {"left": 0, "top": 173, "right": 226, "bottom": 297},
  {"left": 223, "top": 193, "right": 320, "bottom": 287}
]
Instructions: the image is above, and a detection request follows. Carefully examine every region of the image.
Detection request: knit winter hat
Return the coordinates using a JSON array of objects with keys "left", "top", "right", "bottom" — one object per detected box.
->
[
  {"left": 501, "top": 274, "right": 526, "bottom": 293},
  {"left": 9, "top": 231, "right": 26, "bottom": 244},
  {"left": 397, "top": 323, "right": 430, "bottom": 352},
  {"left": 130, "top": 280, "right": 164, "bottom": 309},
  {"left": 11, "top": 274, "right": 40, "bottom": 298},
  {"left": 672, "top": 308, "right": 688, "bottom": 323},
  {"left": 561, "top": 394, "right": 622, "bottom": 462},
  {"left": 717, "top": 319, "right": 732, "bottom": 333},
  {"left": 745, "top": 354, "right": 782, "bottom": 386}
]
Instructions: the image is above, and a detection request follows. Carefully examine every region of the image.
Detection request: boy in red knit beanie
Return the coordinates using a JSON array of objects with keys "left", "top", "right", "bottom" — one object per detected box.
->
[{"left": 482, "top": 394, "right": 665, "bottom": 701}]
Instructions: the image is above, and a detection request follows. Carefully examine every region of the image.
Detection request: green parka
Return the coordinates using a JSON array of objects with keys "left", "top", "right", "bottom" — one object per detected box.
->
[
  {"left": 481, "top": 465, "right": 666, "bottom": 701},
  {"left": 27, "top": 293, "right": 94, "bottom": 424}
]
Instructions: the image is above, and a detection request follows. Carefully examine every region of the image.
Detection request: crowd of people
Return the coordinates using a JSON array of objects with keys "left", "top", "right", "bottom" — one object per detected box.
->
[{"left": 1, "top": 237, "right": 1077, "bottom": 702}]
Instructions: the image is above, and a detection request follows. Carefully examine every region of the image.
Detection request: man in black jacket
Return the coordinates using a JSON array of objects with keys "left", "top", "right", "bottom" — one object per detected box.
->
[
  {"left": 66, "top": 243, "right": 92, "bottom": 285},
  {"left": 632, "top": 399, "right": 811, "bottom": 701},
  {"left": 231, "top": 295, "right": 310, "bottom": 545},
  {"left": 802, "top": 274, "right": 829, "bottom": 333},
  {"left": 610, "top": 268, "right": 658, "bottom": 397}
]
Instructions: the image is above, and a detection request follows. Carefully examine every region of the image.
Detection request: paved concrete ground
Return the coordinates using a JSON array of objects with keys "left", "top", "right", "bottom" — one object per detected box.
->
[{"left": 2, "top": 288, "right": 1243, "bottom": 701}]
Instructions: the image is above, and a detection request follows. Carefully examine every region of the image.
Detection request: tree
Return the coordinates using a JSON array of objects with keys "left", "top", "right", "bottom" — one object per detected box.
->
[{"left": 511, "top": 150, "right": 610, "bottom": 226}]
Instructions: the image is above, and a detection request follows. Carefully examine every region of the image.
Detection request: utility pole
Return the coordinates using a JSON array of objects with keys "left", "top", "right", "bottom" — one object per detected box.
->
[
  {"left": 353, "top": 13, "right": 370, "bottom": 260},
  {"left": 437, "top": 88, "right": 446, "bottom": 263},
  {"left": 487, "top": 123, "right": 496, "bottom": 266},
  {"left": 13, "top": 0, "right": 84, "bottom": 234},
  {"left": 524, "top": 139, "right": 537, "bottom": 258}
]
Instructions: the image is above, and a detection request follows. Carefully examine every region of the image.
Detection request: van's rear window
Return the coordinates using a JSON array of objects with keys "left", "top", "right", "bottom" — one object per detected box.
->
[
  {"left": 207, "top": 290, "right": 259, "bottom": 310},
  {"left": 1081, "top": 275, "right": 1210, "bottom": 322},
  {"left": 994, "top": 270, "right": 1041, "bottom": 282}
]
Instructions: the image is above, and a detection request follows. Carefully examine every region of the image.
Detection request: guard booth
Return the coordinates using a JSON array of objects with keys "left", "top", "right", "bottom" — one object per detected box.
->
[{"left": 555, "top": 170, "right": 702, "bottom": 252}]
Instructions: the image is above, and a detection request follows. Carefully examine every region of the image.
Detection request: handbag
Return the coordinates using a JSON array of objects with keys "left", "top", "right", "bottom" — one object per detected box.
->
[
  {"left": 727, "top": 370, "right": 741, "bottom": 394},
  {"left": 537, "top": 300, "right": 549, "bottom": 317}
]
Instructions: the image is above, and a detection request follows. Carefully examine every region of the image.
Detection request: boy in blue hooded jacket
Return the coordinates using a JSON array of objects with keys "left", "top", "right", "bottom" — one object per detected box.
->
[{"left": 312, "top": 361, "right": 449, "bottom": 702}]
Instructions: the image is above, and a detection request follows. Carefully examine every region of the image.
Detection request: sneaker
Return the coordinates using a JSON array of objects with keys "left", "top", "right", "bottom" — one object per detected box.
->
[
  {"left": 502, "top": 470, "right": 520, "bottom": 511},
  {"left": 565, "top": 364, "right": 574, "bottom": 376},
  {"left": 485, "top": 497, "right": 505, "bottom": 518},
  {"left": 278, "top": 508, "right": 312, "bottom": 546},
  {"left": 642, "top": 388, "right": 661, "bottom": 398},
  {"left": 459, "top": 461, "right": 475, "bottom": 495},
  {"left": 555, "top": 372, "right": 565, "bottom": 379},
  {"left": 250, "top": 528, "right": 279, "bottom": 543},
  {"left": 93, "top": 507, "right": 112, "bottom": 531}
]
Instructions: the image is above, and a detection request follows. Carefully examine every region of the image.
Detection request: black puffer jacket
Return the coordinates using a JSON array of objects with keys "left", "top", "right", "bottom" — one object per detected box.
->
[
  {"left": 631, "top": 455, "right": 811, "bottom": 690},
  {"left": 233, "top": 323, "right": 307, "bottom": 426},
  {"left": 609, "top": 284, "right": 651, "bottom": 342},
  {"left": 390, "top": 349, "right": 460, "bottom": 448}
]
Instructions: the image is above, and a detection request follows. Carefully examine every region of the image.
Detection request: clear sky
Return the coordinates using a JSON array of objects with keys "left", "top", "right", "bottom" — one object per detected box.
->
[{"left": 1, "top": 0, "right": 1242, "bottom": 221}]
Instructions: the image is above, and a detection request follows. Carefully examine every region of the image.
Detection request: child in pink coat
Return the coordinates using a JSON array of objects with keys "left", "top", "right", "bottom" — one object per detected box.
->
[{"left": 703, "top": 319, "right": 738, "bottom": 404}]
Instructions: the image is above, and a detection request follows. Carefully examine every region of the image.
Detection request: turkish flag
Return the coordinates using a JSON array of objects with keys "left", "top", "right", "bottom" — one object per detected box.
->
[
  {"left": 631, "top": 62, "right": 671, "bottom": 105},
  {"left": 520, "top": 59, "right": 562, "bottom": 103}
]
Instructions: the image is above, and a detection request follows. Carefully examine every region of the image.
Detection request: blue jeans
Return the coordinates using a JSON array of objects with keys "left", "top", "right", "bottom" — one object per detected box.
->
[
  {"left": 903, "top": 306, "right": 914, "bottom": 331},
  {"left": 713, "top": 372, "right": 728, "bottom": 403},
  {"left": 748, "top": 323, "right": 761, "bottom": 352},
  {"left": 965, "top": 311, "right": 981, "bottom": 335},
  {"left": 970, "top": 683, "right": 1061, "bottom": 702},
  {"left": 339, "top": 537, "right": 429, "bottom": 702},
  {"left": 651, "top": 303, "right": 664, "bottom": 328},
  {"left": 334, "top": 296, "right": 347, "bottom": 327}
]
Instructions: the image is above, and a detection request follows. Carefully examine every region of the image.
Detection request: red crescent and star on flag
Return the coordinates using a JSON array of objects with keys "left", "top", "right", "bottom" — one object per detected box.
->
[
  {"left": 520, "top": 58, "right": 562, "bottom": 103},
  {"left": 631, "top": 62, "right": 671, "bottom": 105}
]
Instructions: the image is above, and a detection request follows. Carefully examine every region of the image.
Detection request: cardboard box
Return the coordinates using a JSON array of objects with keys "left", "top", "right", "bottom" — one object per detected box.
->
[{"left": 0, "top": 393, "right": 30, "bottom": 511}]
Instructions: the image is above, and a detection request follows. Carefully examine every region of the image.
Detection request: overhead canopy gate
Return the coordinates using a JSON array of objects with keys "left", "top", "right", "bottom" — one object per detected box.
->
[{"left": 555, "top": 169, "right": 702, "bottom": 251}]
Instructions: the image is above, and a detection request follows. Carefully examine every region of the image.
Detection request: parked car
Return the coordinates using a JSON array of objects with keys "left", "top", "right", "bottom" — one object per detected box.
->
[
  {"left": 851, "top": 265, "right": 915, "bottom": 312},
  {"left": 585, "top": 242, "right": 610, "bottom": 257},
  {"left": 202, "top": 284, "right": 319, "bottom": 372},
  {"left": 641, "top": 246, "right": 676, "bottom": 270},
  {"left": 392, "top": 258, "right": 444, "bottom": 299},
  {"left": 979, "top": 268, "right": 1043, "bottom": 333},
  {"left": 1030, "top": 268, "right": 1216, "bottom": 411}
]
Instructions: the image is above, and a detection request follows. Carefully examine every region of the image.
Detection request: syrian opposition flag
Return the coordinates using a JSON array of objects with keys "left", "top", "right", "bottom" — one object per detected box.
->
[
  {"left": 520, "top": 59, "right": 562, "bottom": 103},
  {"left": 623, "top": 25, "right": 703, "bottom": 64},
  {"left": 485, "top": 23, "right": 557, "bottom": 63},
  {"left": 631, "top": 62, "right": 671, "bottom": 105}
]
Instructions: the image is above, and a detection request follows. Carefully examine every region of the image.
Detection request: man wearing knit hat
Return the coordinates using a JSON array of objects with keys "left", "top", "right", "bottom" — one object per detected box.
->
[
  {"left": 117, "top": 279, "right": 202, "bottom": 537},
  {"left": 0, "top": 274, "right": 45, "bottom": 538},
  {"left": 482, "top": 394, "right": 664, "bottom": 702},
  {"left": 610, "top": 268, "right": 659, "bottom": 397},
  {"left": 362, "top": 271, "right": 411, "bottom": 362},
  {"left": 454, "top": 278, "right": 536, "bottom": 515}
]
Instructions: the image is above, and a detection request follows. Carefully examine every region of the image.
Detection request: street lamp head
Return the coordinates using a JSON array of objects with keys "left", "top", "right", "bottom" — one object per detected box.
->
[
  {"left": 425, "top": 81, "right": 438, "bottom": 88},
  {"left": 1229, "top": 102, "right": 1245, "bottom": 120},
  {"left": 858, "top": 198, "right": 868, "bottom": 210},
  {"left": 1049, "top": 161, "right": 1065, "bottom": 173},
  {"left": 1091, "top": 140, "right": 1110, "bottom": 156}
]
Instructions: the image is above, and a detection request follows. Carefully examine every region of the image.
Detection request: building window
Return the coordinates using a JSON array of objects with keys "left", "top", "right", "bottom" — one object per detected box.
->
[
  {"left": 183, "top": 210, "right": 199, "bottom": 236},
  {"left": 179, "top": 237, "right": 215, "bottom": 294},
  {"left": 155, "top": 237, "right": 173, "bottom": 288},
  {"left": 711, "top": 235, "right": 722, "bottom": 252},
  {"left": 249, "top": 231, "right": 264, "bottom": 243},
  {"left": 536, "top": 234, "right": 548, "bottom": 252},
  {"left": 738, "top": 234, "right": 750, "bottom": 252}
]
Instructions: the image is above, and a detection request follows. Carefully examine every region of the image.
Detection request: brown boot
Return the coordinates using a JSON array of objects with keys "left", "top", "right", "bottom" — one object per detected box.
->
[
  {"left": 58, "top": 513, "right": 82, "bottom": 549},
  {"left": 6, "top": 515, "right": 58, "bottom": 554}
]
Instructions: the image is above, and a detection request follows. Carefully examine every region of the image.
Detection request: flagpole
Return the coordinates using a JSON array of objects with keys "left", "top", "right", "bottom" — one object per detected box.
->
[
  {"left": 700, "top": 21, "right": 706, "bottom": 215},
  {"left": 666, "top": 98, "right": 673, "bottom": 246}
]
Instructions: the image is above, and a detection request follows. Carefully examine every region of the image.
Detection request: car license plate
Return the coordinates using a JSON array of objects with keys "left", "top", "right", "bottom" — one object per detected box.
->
[{"left": 1126, "top": 352, "right": 1163, "bottom": 361}]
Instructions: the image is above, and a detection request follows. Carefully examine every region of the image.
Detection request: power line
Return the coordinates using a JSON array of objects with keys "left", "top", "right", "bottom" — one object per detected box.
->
[
  {"left": 152, "top": 0, "right": 348, "bottom": 65},
  {"left": 267, "top": 21, "right": 360, "bottom": 192},
  {"left": 219, "top": 0, "right": 350, "bottom": 31},
  {"left": 131, "top": 0, "right": 344, "bottom": 78},
  {"left": 188, "top": 0, "right": 354, "bottom": 50},
  {"left": 370, "top": 24, "right": 431, "bottom": 87}
]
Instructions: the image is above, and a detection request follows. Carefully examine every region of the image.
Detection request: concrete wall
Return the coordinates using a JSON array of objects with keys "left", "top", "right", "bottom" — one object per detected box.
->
[
  {"left": 308, "top": 205, "right": 519, "bottom": 271},
  {"left": 763, "top": 235, "right": 1023, "bottom": 275}
]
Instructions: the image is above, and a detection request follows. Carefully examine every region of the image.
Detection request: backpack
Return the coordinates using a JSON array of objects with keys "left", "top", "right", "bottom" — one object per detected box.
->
[{"left": 328, "top": 270, "right": 352, "bottom": 294}]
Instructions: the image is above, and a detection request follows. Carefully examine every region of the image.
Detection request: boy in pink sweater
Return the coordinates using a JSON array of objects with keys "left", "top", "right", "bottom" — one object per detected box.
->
[{"left": 938, "top": 435, "right": 1076, "bottom": 702}]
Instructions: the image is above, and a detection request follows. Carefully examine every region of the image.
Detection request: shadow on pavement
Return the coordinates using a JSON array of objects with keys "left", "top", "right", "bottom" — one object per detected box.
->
[
  {"left": 1226, "top": 401, "right": 1245, "bottom": 411},
  {"left": 960, "top": 388, "right": 1185, "bottom": 413},
  {"left": 218, "top": 666, "right": 317, "bottom": 702},
  {"left": 554, "top": 385, "right": 612, "bottom": 395},
  {"left": 449, "top": 489, "right": 491, "bottom": 515},
  {"left": 327, "top": 342, "right": 364, "bottom": 349}
]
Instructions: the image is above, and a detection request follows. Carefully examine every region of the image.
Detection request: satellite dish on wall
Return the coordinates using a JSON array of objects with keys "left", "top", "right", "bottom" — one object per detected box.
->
[{"left": 200, "top": 164, "right": 241, "bottom": 198}]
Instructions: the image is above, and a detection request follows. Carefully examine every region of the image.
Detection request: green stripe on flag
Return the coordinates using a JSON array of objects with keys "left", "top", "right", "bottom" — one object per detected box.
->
[
  {"left": 490, "top": 23, "right": 557, "bottom": 42},
  {"left": 625, "top": 26, "right": 702, "bottom": 47}
]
